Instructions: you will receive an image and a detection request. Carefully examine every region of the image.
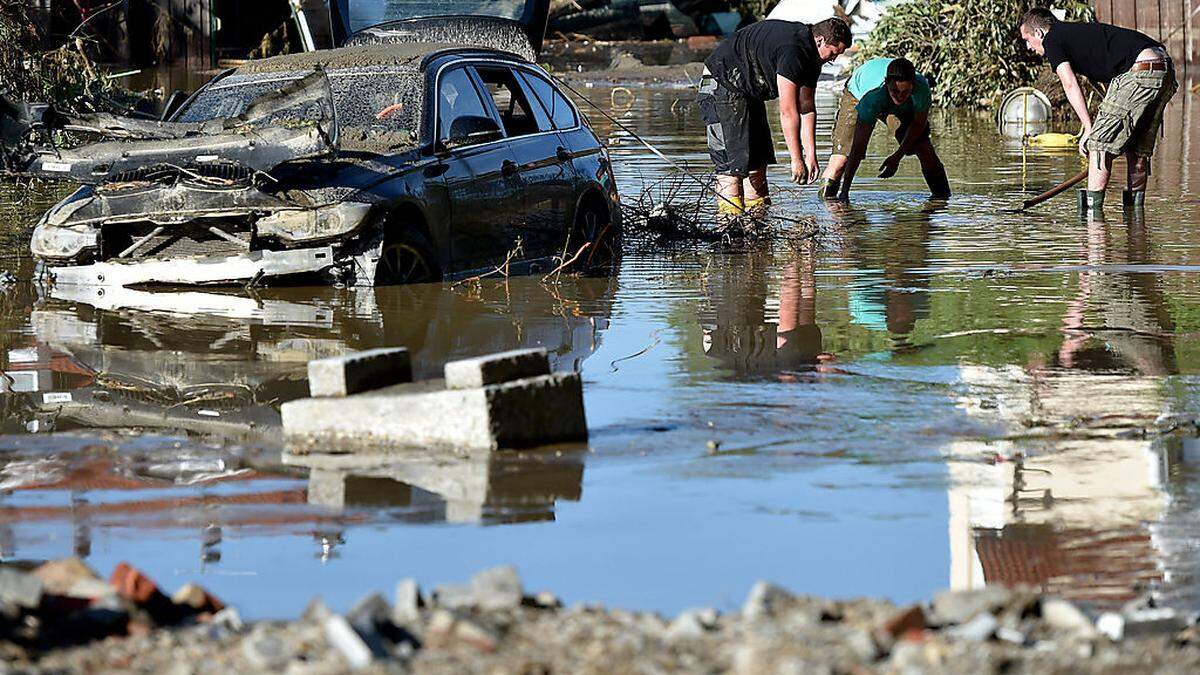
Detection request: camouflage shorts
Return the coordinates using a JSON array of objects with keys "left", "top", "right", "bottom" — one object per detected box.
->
[{"left": 1087, "top": 63, "right": 1178, "bottom": 158}]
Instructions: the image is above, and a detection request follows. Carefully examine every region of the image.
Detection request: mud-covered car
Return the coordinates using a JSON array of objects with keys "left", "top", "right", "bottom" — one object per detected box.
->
[{"left": 13, "top": 0, "right": 621, "bottom": 287}]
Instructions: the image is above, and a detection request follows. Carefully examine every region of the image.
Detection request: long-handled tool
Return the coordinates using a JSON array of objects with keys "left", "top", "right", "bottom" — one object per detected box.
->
[{"left": 1007, "top": 168, "right": 1088, "bottom": 213}]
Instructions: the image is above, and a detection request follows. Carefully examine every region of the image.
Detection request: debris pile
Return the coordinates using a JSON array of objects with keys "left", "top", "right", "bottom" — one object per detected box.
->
[
  {"left": 857, "top": 0, "right": 1095, "bottom": 109},
  {"left": 0, "top": 2, "right": 110, "bottom": 111},
  {"left": 11, "top": 562, "right": 1200, "bottom": 672}
]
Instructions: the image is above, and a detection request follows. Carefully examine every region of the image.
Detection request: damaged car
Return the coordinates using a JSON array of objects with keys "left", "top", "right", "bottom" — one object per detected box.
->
[{"left": 7, "top": 0, "right": 621, "bottom": 287}]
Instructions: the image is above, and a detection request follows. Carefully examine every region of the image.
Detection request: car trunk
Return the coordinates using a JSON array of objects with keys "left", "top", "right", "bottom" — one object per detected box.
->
[{"left": 329, "top": 0, "right": 551, "bottom": 56}]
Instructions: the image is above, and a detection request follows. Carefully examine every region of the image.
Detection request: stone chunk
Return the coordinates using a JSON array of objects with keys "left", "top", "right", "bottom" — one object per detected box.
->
[
  {"left": 424, "top": 609, "right": 499, "bottom": 653},
  {"left": 1041, "top": 598, "right": 1096, "bottom": 636},
  {"left": 0, "top": 567, "right": 43, "bottom": 609},
  {"left": 470, "top": 566, "right": 523, "bottom": 611},
  {"left": 33, "top": 558, "right": 102, "bottom": 598},
  {"left": 930, "top": 586, "right": 1013, "bottom": 625},
  {"left": 948, "top": 612, "right": 998, "bottom": 642},
  {"left": 444, "top": 348, "right": 550, "bottom": 390},
  {"left": 393, "top": 578, "right": 424, "bottom": 626},
  {"left": 882, "top": 605, "right": 927, "bottom": 640},
  {"left": 1122, "top": 608, "right": 1188, "bottom": 639},
  {"left": 325, "top": 614, "right": 374, "bottom": 669},
  {"left": 242, "top": 624, "right": 296, "bottom": 670},
  {"left": 742, "top": 581, "right": 793, "bottom": 620},
  {"left": 308, "top": 348, "right": 411, "bottom": 398},
  {"left": 172, "top": 583, "right": 224, "bottom": 614}
]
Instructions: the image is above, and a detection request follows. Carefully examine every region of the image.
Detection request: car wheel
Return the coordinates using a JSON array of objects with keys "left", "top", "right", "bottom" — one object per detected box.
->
[
  {"left": 374, "top": 228, "right": 440, "bottom": 286},
  {"left": 573, "top": 201, "right": 620, "bottom": 272}
]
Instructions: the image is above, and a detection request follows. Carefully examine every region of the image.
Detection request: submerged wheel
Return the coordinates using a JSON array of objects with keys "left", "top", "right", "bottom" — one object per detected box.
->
[
  {"left": 573, "top": 199, "right": 620, "bottom": 272},
  {"left": 374, "top": 228, "right": 440, "bottom": 286}
]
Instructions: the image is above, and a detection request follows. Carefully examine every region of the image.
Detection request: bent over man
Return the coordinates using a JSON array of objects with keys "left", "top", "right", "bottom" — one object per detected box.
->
[
  {"left": 822, "top": 57, "right": 949, "bottom": 201},
  {"left": 1019, "top": 8, "right": 1178, "bottom": 215},
  {"left": 697, "top": 17, "right": 851, "bottom": 220}
]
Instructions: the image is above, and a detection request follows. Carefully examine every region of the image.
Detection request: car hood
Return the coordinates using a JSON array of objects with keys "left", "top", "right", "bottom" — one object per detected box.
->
[{"left": 330, "top": 0, "right": 551, "bottom": 57}]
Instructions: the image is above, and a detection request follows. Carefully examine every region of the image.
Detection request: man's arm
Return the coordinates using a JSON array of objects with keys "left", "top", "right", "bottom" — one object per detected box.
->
[
  {"left": 879, "top": 110, "right": 928, "bottom": 178},
  {"left": 1055, "top": 62, "right": 1093, "bottom": 156},
  {"left": 777, "top": 75, "right": 819, "bottom": 184},
  {"left": 837, "top": 120, "right": 875, "bottom": 199}
]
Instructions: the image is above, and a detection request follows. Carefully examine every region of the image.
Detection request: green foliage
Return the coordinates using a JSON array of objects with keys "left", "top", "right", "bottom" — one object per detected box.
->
[
  {"left": 857, "top": 0, "right": 1094, "bottom": 109},
  {"left": 0, "top": 1, "right": 110, "bottom": 111}
]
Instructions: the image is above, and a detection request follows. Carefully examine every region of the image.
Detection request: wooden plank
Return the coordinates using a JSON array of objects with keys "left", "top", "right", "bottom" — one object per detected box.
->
[
  {"left": 1095, "top": 0, "right": 1111, "bottom": 24},
  {"left": 1190, "top": 0, "right": 1199, "bottom": 66},
  {"left": 1113, "top": 0, "right": 1138, "bottom": 30},
  {"left": 1137, "top": 0, "right": 1161, "bottom": 38},
  {"left": 1163, "top": 0, "right": 1186, "bottom": 63}
]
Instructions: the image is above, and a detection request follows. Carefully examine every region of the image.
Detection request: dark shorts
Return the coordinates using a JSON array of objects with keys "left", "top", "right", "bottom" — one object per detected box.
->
[
  {"left": 831, "top": 88, "right": 931, "bottom": 156},
  {"left": 697, "top": 75, "right": 777, "bottom": 178}
]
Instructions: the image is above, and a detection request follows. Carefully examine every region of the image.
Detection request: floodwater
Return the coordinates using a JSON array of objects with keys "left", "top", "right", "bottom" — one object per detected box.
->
[{"left": 3, "top": 77, "right": 1200, "bottom": 619}]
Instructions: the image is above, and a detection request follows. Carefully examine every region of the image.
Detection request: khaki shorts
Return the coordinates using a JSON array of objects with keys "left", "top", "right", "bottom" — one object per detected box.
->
[
  {"left": 831, "top": 88, "right": 928, "bottom": 156},
  {"left": 1088, "top": 62, "right": 1178, "bottom": 158}
]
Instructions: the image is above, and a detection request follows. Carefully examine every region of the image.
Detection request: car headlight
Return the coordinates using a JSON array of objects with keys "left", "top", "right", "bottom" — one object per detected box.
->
[
  {"left": 30, "top": 225, "right": 99, "bottom": 259},
  {"left": 257, "top": 203, "right": 372, "bottom": 243}
]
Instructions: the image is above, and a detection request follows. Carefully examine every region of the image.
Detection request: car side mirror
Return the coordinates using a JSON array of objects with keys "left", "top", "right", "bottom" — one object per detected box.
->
[
  {"left": 161, "top": 90, "right": 189, "bottom": 121},
  {"left": 444, "top": 115, "right": 503, "bottom": 149}
]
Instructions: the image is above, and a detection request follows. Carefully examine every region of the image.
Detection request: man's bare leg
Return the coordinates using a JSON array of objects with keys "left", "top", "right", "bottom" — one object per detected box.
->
[
  {"left": 1124, "top": 152, "right": 1149, "bottom": 211},
  {"left": 822, "top": 154, "right": 848, "bottom": 198},
  {"left": 743, "top": 169, "right": 771, "bottom": 218}
]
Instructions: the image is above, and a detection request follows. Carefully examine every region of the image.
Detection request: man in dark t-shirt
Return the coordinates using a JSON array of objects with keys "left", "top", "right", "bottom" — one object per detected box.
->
[
  {"left": 1019, "top": 9, "right": 1178, "bottom": 216},
  {"left": 697, "top": 18, "right": 851, "bottom": 223}
]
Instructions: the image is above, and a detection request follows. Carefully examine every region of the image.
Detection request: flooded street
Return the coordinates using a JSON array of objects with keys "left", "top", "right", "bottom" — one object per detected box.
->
[{"left": 3, "top": 78, "right": 1200, "bottom": 621}]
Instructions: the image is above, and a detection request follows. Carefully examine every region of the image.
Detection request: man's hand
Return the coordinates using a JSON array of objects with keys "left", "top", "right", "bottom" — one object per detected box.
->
[
  {"left": 804, "top": 153, "right": 820, "bottom": 185},
  {"left": 790, "top": 157, "right": 808, "bottom": 184},
  {"left": 1077, "top": 128, "right": 1092, "bottom": 157},
  {"left": 878, "top": 153, "right": 902, "bottom": 179}
]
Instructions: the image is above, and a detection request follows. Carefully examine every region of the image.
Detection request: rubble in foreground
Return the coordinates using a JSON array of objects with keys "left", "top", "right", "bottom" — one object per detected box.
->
[{"left": 5, "top": 559, "right": 1200, "bottom": 673}]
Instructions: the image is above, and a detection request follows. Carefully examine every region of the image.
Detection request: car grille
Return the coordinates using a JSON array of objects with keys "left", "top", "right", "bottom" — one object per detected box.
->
[
  {"left": 107, "top": 163, "right": 255, "bottom": 185},
  {"left": 102, "top": 219, "right": 253, "bottom": 260}
]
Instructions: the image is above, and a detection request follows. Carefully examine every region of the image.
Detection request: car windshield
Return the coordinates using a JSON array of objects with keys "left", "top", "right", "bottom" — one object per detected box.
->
[
  {"left": 177, "top": 66, "right": 424, "bottom": 153},
  {"left": 344, "top": 0, "right": 527, "bottom": 33}
]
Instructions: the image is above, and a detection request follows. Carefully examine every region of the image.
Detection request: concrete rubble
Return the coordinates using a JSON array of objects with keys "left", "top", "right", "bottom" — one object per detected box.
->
[
  {"left": 9, "top": 561, "right": 1200, "bottom": 673},
  {"left": 282, "top": 347, "right": 588, "bottom": 450}
]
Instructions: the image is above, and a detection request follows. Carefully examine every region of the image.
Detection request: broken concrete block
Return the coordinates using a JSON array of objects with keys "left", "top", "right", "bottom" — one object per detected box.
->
[
  {"left": 471, "top": 566, "right": 523, "bottom": 611},
  {"left": 424, "top": 609, "right": 499, "bottom": 652},
  {"left": 308, "top": 347, "right": 411, "bottom": 398},
  {"left": 33, "top": 557, "right": 101, "bottom": 598},
  {"left": 1041, "top": 598, "right": 1096, "bottom": 637},
  {"left": 742, "top": 581, "right": 793, "bottom": 620},
  {"left": 393, "top": 579, "right": 424, "bottom": 626},
  {"left": 172, "top": 583, "right": 224, "bottom": 614},
  {"left": 444, "top": 348, "right": 550, "bottom": 390},
  {"left": 284, "top": 371, "right": 587, "bottom": 450},
  {"left": 0, "top": 567, "right": 43, "bottom": 609},
  {"left": 947, "top": 612, "right": 998, "bottom": 642},
  {"left": 324, "top": 614, "right": 374, "bottom": 669}
]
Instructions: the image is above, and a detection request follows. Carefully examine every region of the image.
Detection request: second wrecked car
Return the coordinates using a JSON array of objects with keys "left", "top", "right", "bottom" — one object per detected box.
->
[{"left": 15, "top": 0, "right": 621, "bottom": 287}]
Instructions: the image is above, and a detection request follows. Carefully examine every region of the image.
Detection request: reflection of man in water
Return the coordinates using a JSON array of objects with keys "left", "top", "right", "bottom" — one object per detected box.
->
[
  {"left": 700, "top": 241, "right": 832, "bottom": 379},
  {"left": 829, "top": 201, "right": 934, "bottom": 349}
]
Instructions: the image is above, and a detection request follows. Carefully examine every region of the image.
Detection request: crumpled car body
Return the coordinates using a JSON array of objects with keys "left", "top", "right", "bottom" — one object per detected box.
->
[{"left": 16, "top": 0, "right": 622, "bottom": 288}]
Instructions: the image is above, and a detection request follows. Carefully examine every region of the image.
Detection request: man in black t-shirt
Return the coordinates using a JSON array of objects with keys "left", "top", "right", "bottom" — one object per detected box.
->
[
  {"left": 697, "top": 18, "right": 851, "bottom": 222},
  {"left": 1019, "top": 8, "right": 1178, "bottom": 216}
]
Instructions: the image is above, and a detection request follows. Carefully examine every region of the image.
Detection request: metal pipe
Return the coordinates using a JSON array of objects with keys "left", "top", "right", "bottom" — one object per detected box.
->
[
  {"left": 118, "top": 226, "right": 164, "bottom": 258},
  {"left": 207, "top": 226, "right": 250, "bottom": 248}
]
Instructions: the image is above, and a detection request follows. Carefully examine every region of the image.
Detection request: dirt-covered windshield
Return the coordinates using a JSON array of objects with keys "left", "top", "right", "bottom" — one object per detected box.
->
[
  {"left": 344, "top": 0, "right": 527, "bottom": 32},
  {"left": 178, "top": 66, "right": 423, "bottom": 153}
]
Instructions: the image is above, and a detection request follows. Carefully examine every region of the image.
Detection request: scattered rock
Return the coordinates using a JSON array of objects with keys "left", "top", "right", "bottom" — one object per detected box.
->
[
  {"left": 1097, "top": 612, "right": 1125, "bottom": 641},
  {"left": 324, "top": 614, "right": 374, "bottom": 670},
  {"left": 0, "top": 567, "right": 44, "bottom": 609},
  {"left": 948, "top": 612, "right": 999, "bottom": 642},
  {"left": 32, "top": 558, "right": 103, "bottom": 598},
  {"left": 212, "top": 607, "right": 244, "bottom": 633},
  {"left": 930, "top": 586, "right": 1012, "bottom": 625},
  {"left": 171, "top": 583, "right": 224, "bottom": 615},
  {"left": 742, "top": 581, "right": 793, "bottom": 620},
  {"left": 882, "top": 605, "right": 927, "bottom": 640},
  {"left": 666, "top": 609, "right": 715, "bottom": 641},
  {"left": 528, "top": 590, "right": 561, "bottom": 609},
  {"left": 424, "top": 609, "right": 499, "bottom": 653},
  {"left": 1122, "top": 608, "right": 1188, "bottom": 639},
  {"left": 1041, "top": 598, "right": 1096, "bottom": 637},
  {"left": 241, "top": 624, "right": 296, "bottom": 670},
  {"left": 470, "top": 566, "right": 523, "bottom": 612},
  {"left": 393, "top": 578, "right": 424, "bottom": 626}
]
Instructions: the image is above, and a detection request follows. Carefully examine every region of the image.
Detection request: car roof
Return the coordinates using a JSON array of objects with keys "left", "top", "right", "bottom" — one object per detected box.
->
[{"left": 232, "top": 43, "right": 526, "bottom": 77}]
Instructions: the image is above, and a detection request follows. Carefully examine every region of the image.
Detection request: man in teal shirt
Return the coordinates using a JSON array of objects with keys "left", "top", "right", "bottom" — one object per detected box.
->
[{"left": 822, "top": 57, "right": 950, "bottom": 200}]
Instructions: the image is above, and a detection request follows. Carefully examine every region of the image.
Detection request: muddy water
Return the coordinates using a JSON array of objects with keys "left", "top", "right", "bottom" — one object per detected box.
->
[{"left": 3, "top": 79, "right": 1200, "bottom": 619}]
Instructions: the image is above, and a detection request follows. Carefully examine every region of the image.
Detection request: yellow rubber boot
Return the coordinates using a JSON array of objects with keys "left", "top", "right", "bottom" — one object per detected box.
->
[{"left": 743, "top": 196, "right": 771, "bottom": 219}]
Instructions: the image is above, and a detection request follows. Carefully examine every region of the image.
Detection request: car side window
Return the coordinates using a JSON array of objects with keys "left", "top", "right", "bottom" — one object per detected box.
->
[
  {"left": 437, "top": 67, "right": 491, "bottom": 143},
  {"left": 475, "top": 66, "right": 550, "bottom": 137},
  {"left": 518, "top": 71, "right": 578, "bottom": 131}
]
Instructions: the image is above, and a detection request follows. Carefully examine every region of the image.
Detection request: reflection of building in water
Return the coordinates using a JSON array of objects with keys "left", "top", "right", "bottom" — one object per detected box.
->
[{"left": 946, "top": 220, "right": 1181, "bottom": 606}]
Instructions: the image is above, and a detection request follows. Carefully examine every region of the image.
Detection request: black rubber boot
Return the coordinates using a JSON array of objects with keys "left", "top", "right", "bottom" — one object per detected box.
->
[
  {"left": 822, "top": 177, "right": 841, "bottom": 200},
  {"left": 1078, "top": 189, "right": 1105, "bottom": 218},
  {"left": 923, "top": 164, "right": 951, "bottom": 199},
  {"left": 1122, "top": 189, "right": 1146, "bottom": 211}
]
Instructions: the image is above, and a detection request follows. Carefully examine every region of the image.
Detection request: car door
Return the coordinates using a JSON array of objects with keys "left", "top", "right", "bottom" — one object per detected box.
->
[
  {"left": 474, "top": 64, "right": 573, "bottom": 259},
  {"left": 434, "top": 65, "right": 524, "bottom": 270}
]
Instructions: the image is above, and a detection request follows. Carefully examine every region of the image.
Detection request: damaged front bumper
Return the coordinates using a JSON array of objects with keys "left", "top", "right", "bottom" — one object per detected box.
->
[{"left": 48, "top": 246, "right": 336, "bottom": 288}]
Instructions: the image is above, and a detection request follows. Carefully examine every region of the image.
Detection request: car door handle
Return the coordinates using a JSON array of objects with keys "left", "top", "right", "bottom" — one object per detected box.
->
[
  {"left": 556, "top": 147, "right": 572, "bottom": 163},
  {"left": 501, "top": 160, "right": 518, "bottom": 177},
  {"left": 423, "top": 163, "right": 449, "bottom": 178}
]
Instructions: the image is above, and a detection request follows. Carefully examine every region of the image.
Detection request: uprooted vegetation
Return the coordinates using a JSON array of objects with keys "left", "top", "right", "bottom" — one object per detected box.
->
[
  {"left": 0, "top": 1, "right": 113, "bottom": 112},
  {"left": 622, "top": 171, "right": 819, "bottom": 250},
  {"left": 857, "top": 0, "right": 1095, "bottom": 109}
]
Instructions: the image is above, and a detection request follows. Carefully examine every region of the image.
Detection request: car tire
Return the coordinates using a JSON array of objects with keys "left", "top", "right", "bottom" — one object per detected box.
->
[
  {"left": 573, "top": 200, "right": 620, "bottom": 273},
  {"left": 374, "top": 227, "right": 441, "bottom": 286}
]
